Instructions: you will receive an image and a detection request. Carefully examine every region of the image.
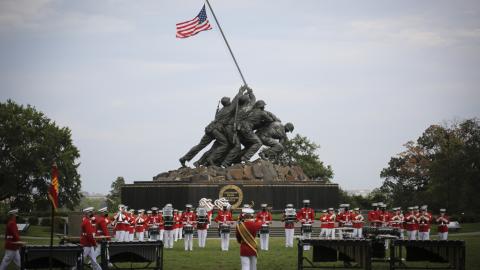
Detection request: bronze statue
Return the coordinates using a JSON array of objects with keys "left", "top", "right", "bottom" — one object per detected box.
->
[{"left": 179, "top": 86, "right": 294, "bottom": 168}]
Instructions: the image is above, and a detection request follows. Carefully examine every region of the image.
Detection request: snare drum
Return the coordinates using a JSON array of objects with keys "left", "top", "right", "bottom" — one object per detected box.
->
[
  {"left": 260, "top": 224, "right": 269, "bottom": 234},
  {"left": 302, "top": 223, "right": 312, "bottom": 234},
  {"left": 184, "top": 224, "right": 194, "bottom": 234},
  {"left": 220, "top": 224, "right": 230, "bottom": 234},
  {"left": 149, "top": 225, "right": 159, "bottom": 235}
]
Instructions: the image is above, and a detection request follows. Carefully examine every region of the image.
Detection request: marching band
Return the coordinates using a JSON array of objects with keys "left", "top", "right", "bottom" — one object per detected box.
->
[{"left": 0, "top": 199, "right": 452, "bottom": 269}]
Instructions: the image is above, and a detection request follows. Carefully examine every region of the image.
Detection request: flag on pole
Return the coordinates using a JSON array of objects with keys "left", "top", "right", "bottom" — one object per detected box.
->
[
  {"left": 176, "top": 5, "right": 212, "bottom": 38},
  {"left": 48, "top": 162, "right": 59, "bottom": 210}
]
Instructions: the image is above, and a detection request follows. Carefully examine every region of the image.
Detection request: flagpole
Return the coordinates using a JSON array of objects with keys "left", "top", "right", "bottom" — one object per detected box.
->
[
  {"left": 49, "top": 203, "right": 54, "bottom": 270},
  {"left": 204, "top": 0, "right": 248, "bottom": 86}
]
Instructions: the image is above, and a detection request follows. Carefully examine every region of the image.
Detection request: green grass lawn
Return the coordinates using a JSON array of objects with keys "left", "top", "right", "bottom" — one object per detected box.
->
[{"left": 1, "top": 224, "right": 479, "bottom": 269}]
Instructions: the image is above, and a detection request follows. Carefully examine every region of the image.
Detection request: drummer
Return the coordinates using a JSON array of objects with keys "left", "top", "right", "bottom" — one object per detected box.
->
[
  {"left": 297, "top": 200, "right": 315, "bottom": 250},
  {"left": 256, "top": 204, "right": 272, "bottom": 251},
  {"left": 351, "top": 208, "right": 365, "bottom": 238},
  {"left": 215, "top": 204, "right": 233, "bottom": 251},
  {"left": 182, "top": 204, "right": 196, "bottom": 251}
]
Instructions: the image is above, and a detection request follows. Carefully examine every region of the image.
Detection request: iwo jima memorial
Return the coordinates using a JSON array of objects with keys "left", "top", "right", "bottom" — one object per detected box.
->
[
  {"left": 122, "top": 3, "right": 337, "bottom": 209},
  {"left": 121, "top": 86, "right": 339, "bottom": 210}
]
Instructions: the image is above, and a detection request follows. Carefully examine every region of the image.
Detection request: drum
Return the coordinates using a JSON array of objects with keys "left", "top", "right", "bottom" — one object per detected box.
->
[
  {"left": 184, "top": 224, "right": 194, "bottom": 234},
  {"left": 302, "top": 223, "right": 312, "bottom": 233},
  {"left": 149, "top": 225, "right": 159, "bottom": 235},
  {"left": 260, "top": 224, "right": 269, "bottom": 234},
  {"left": 220, "top": 224, "right": 230, "bottom": 234}
]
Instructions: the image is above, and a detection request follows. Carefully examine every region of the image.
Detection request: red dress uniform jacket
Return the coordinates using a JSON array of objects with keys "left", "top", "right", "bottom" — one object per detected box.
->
[
  {"left": 389, "top": 214, "right": 404, "bottom": 229},
  {"left": 325, "top": 213, "right": 336, "bottom": 229},
  {"left": 158, "top": 214, "right": 165, "bottom": 230},
  {"left": 437, "top": 215, "right": 449, "bottom": 233},
  {"left": 182, "top": 211, "right": 196, "bottom": 224},
  {"left": 368, "top": 210, "right": 380, "bottom": 226},
  {"left": 352, "top": 213, "right": 365, "bottom": 228},
  {"left": 174, "top": 214, "right": 182, "bottom": 229},
  {"left": 236, "top": 219, "right": 261, "bottom": 257},
  {"left": 215, "top": 210, "right": 233, "bottom": 224},
  {"left": 379, "top": 211, "right": 392, "bottom": 226},
  {"left": 135, "top": 215, "right": 146, "bottom": 233},
  {"left": 418, "top": 212, "right": 432, "bottom": 232},
  {"left": 4, "top": 217, "right": 20, "bottom": 250},
  {"left": 80, "top": 217, "right": 97, "bottom": 247},
  {"left": 337, "top": 211, "right": 353, "bottom": 227},
  {"left": 404, "top": 213, "right": 417, "bottom": 231},
  {"left": 297, "top": 207, "right": 315, "bottom": 224},
  {"left": 319, "top": 214, "right": 329, "bottom": 229},
  {"left": 114, "top": 211, "right": 127, "bottom": 231},
  {"left": 96, "top": 215, "right": 110, "bottom": 238},
  {"left": 255, "top": 211, "right": 272, "bottom": 224}
]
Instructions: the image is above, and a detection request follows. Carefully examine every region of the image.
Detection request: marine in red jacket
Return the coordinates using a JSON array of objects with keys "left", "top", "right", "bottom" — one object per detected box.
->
[
  {"left": 0, "top": 209, "right": 23, "bottom": 270},
  {"left": 215, "top": 206, "right": 234, "bottom": 251},
  {"left": 236, "top": 208, "right": 261, "bottom": 269},
  {"left": 436, "top": 208, "right": 449, "bottom": 240},
  {"left": 418, "top": 206, "right": 432, "bottom": 240},
  {"left": 297, "top": 200, "right": 315, "bottom": 224},
  {"left": 337, "top": 204, "right": 352, "bottom": 227},
  {"left": 95, "top": 207, "right": 110, "bottom": 240},
  {"left": 80, "top": 207, "right": 102, "bottom": 270},
  {"left": 378, "top": 203, "right": 392, "bottom": 227},
  {"left": 255, "top": 206, "right": 272, "bottom": 225},
  {"left": 368, "top": 203, "right": 381, "bottom": 227}
]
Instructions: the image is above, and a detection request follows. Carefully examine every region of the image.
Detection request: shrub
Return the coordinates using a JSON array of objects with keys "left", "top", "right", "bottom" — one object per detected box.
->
[{"left": 28, "top": 216, "right": 39, "bottom": 225}]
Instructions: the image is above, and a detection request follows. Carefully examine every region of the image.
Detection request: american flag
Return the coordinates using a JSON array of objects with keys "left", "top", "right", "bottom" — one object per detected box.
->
[{"left": 176, "top": 5, "right": 212, "bottom": 39}]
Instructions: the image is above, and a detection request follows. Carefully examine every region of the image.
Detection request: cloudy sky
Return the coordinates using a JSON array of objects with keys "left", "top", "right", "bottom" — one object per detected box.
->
[{"left": 1, "top": 0, "right": 479, "bottom": 194}]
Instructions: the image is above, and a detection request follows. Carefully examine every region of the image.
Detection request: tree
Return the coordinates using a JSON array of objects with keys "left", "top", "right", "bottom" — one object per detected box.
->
[
  {"left": 277, "top": 134, "right": 334, "bottom": 181},
  {"left": 380, "top": 119, "right": 480, "bottom": 218},
  {"left": 0, "top": 100, "right": 82, "bottom": 211},
  {"left": 106, "top": 176, "right": 125, "bottom": 210}
]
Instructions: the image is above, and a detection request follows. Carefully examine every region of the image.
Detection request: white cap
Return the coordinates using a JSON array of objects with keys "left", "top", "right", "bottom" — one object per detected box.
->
[
  {"left": 303, "top": 199, "right": 310, "bottom": 204},
  {"left": 408, "top": 206, "right": 414, "bottom": 210},
  {"left": 286, "top": 204, "right": 293, "bottom": 208},
  {"left": 129, "top": 209, "right": 135, "bottom": 213},
  {"left": 185, "top": 204, "right": 192, "bottom": 208},
  {"left": 421, "top": 205, "right": 428, "bottom": 210},
  {"left": 372, "top": 203, "right": 378, "bottom": 207},
  {"left": 440, "top": 208, "right": 446, "bottom": 212},
  {"left": 261, "top": 204, "right": 268, "bottom": 208},
  {"left": 242, "top": 208, "right": 254, "bottom": 214},
  {"left": 354, "top": 208, "right": 360, "bottom": 211},
  {"left": 151, "top": 207, "right": 159, "bottom": 211},
  {"left": 98, "top": 207, "right": 108, "bottom": 213},
  {"left": 322, "top": 209, "right": 327, "bottom": 213},
  {"left": 8, "top": 209, "right": 19, "bottom": 215},
  {"left": 138, "top": 209, "right": 145, "bottom": 213},
  {"left": 83, "top": 207, "right": 94, "bottom": 213},
  {"left": 339, "top": 203, "right": 350, "bottom": 208},
  {"left": 118, "top": 204, "right": 125, "bottom": 208},
  {"left": 146, "top": 210, "right": 152, "bottom": 214},
  {"left": 328, "top": 207, "right": 334, "bottom": 211}
]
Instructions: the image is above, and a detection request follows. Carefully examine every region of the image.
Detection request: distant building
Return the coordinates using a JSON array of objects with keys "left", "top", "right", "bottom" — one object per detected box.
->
[{"left": 345, "top": 189, "right": 371, "bottom": 197}]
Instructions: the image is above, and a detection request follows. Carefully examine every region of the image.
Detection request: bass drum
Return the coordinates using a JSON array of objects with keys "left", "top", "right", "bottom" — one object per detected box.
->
[{"left": 184, "top": 224, "right": 194, "bottom": 234}]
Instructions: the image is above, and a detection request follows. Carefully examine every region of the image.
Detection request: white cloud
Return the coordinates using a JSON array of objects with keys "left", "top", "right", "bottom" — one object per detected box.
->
[{"left": 0, "top": 0, "right": 53, "bottom": 30}]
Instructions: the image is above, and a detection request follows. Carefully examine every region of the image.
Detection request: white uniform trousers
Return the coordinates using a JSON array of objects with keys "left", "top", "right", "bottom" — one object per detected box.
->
[
  {"left": 0, "top": 249, "right": 20, "bottom": 270},
  {"left": 352, "top": 228, "right": 363, "bottom": 238},
  {"left": 319, "top": 228, "right": 327, "bottom": 238},
  {"left": 438, "top": 232, "right": 448, "bottom": 240},
  {"left": 159, "top": 229, "right": 165, "bottom": 242},
  {"left": 407, "top": 230, "right": 417, "bottom": 240},
  {"left": 399, "top": 229, "right": 405, "bottom": 240},
  {"left": 241, "top": 256, "right": 257, "bottom": 270},
  {"left": 198, "top": 229, "right": 207, "bottom": 248},
  {"left": 326, "top": 228, "right": 336, "bottom": 239},
  {"left": 178, "top": 227, "right": 183, "bottom": 240},
  {"left": 220, "top": 233, "right": 230, "bottom": 251},
  {"left": 115, "top": 230, "right": 126, "bottom": 242},
  {"left": 184, "top": 233, "right": 194, "bottom": 251},
  {"left": 83, "top": 246, "right": 101, "bottom": 270},
  {"left": 260, "top": 233, "right": 269, "bottom": 251},
  {"left": 418, "top": 231, "right": 430, "bottom": 240},
  {"left": 285, "top": 228, "right": 294, "bottom": 247},
  {"left": 164, "top": 230, "right": 174, "bottom": 248},
  {"left": 129, "top": 232, "right": 134, "bottom": 241},
  {"left": 122, "top": 230, "right": 130, "bottom": 242},
  {"left": 302, "top": 232, "right": 311, "bottom": 250},
  {"left": 136, "top": 231, "right": 144, "bottom": 241},
  {"left": 174, "top": 228, "right": 179, "bottom": 242}
]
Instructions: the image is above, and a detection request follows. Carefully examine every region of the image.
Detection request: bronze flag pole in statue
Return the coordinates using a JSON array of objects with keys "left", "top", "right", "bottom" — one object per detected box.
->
[{"left": 204, "top": 0, "right": 248, "bottom": 142}]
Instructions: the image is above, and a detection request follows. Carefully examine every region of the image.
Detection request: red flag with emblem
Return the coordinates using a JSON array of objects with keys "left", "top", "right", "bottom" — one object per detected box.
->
[{"left": 48, "top": 163, "right": 59, "bottom": 209}]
